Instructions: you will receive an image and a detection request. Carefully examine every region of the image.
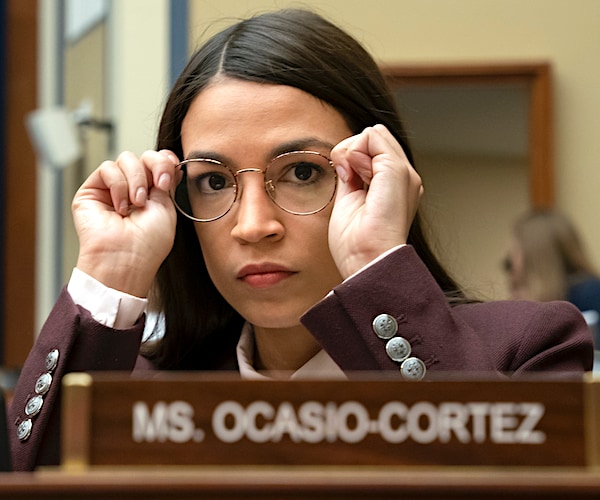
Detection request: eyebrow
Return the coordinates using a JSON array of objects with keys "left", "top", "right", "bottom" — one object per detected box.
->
[{"left": 184, "top": 137, "right": 335, "bottom": 164}]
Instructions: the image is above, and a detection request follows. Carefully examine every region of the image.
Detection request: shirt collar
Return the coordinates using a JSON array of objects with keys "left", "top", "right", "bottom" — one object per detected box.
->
[{"left": 236, "top": 322, "right": 346, "bottom": 380}]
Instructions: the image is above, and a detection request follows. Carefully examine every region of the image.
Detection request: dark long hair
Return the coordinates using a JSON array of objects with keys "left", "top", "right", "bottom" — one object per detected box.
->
[{"left": 147, "top": 8, "right": 465, "bottom": 369}]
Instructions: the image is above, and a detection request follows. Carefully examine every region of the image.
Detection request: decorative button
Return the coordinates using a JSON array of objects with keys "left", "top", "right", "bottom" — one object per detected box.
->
[
  {"left": 35, "top": 373, "right": 52, "bottom": 395},
  {"left": 45, "top": 349, "right": 59, "bottom": 372},
  {"left": 400, "top": 357, "right": 426, "bottom": 381},
  {"left": 372, "top": 314, "right": 398, "bottom": 339},
  {"left": 25, "top": 395, "right": 43, "bottom": 417},
  {"left": 385, "top": 336, "right": 411, "bottom": 362},
  {"left": 17, "top": 419, "right": 33, "bottom": 441}
]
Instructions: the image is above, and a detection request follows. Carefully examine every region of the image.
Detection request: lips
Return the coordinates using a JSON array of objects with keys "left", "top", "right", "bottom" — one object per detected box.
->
[{"left": 237, "top": 263, "right": 296, "bottom": 288}]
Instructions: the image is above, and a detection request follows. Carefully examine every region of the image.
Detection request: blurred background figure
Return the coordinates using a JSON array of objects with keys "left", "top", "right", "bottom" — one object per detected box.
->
[{"left": 505, "top": 209, "right": 600, "bottom": 348}]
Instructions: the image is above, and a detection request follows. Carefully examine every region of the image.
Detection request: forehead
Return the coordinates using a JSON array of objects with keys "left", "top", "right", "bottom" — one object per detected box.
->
[{"left": 180, "top": 79, "right": 352, "bottom": 160}]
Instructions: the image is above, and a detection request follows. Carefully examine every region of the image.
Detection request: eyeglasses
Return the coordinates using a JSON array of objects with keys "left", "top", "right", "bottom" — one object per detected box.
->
[{"left": 172, "top": 150, "right": 337, "bottom": 222}]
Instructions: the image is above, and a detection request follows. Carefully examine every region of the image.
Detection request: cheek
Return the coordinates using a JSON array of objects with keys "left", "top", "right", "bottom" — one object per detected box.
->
[
  {"left": 510, "top": 257, "right": 526, "bottom": 289},
  {"left": 507, "top": 239, "right": 524, "bottom": 279},
  {"left": 307, "top": 213, "right": 339, "bottom": 270},
  {"left": 511, "top": 249, "right": 524, "bottom": 276}
]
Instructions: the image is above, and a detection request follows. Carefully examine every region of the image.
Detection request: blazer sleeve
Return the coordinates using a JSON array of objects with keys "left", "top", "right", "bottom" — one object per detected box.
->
[
  {"left": 8, "top": 288, "right": 146, "bottom": 471},
  {"left": 301, "top": 245, "right": 594, "bottom": 375}
]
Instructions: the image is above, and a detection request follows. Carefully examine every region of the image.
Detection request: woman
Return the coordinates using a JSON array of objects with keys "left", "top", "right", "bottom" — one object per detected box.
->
[
  {"left": 506, "top": 209, "right": 600, "bottom": 329},
  {"left": 9, "top": 9, "right": 592, "bottom": 471}
]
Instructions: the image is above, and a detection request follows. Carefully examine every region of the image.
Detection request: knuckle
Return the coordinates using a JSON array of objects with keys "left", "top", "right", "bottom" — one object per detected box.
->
[
  {"left": 140, "top": 149, "right": 158, "bottom": 161},
  {"left": 115, "top": 150, "right": 136, "bottom": 164},
  {"left": 98, "top": 159, "right": 116, "bottom": 171}
]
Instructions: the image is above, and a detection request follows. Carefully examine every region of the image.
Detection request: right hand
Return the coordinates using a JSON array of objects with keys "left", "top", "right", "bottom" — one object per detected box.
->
[{"left": 72, "top": 149, "right": 179, "bottom": 297}]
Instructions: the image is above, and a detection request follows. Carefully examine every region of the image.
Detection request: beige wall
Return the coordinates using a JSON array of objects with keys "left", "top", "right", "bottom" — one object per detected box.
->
[
  {"left": 60, "top": 0, "right": 170, "bottom": 287},
  {"left": 187, "top": 0, "right": 600, "bottom": 299},
  {"left": 63, "top": 23, "right": 107, "bottom": 287}
]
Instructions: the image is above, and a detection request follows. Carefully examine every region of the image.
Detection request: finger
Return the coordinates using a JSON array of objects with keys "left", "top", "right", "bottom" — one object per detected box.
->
[
  {"left": 94, "top": 160, "right": 133, "bottom": 216},
  {"left": 114, "top": 151, "right": 152, "bottom": 208},
  {"left": 371, "top": 124, "right": 410, "bottom": 161},
  {"left": 330, "top": 134, "right": 366, "bottom": 196},
  {"left": 332, "top": 131, "right": 372, "bottom": 182},
  {"left": 140, "top": 149, "right": 179, "bottom": 192},
  {"left": 332, "top": 126, "right": 423, "bottom": 210},
  {"left": 373, "top": 126, "right": 423, "bottom": 207},
  {"left": 373, "top": 126, "right": 424, "bottom": 206},
  {"left": 353, "top": 126, "right": 424, "bottom": 225},
  {"left": 364, "top": 125, "right": 423, "bottom": 196},
  {"left": 335, "top": 127, "right": 394, "bottom": 186},
  {"left": 372, "top": 130, "right": 422, "bottom": 227}
]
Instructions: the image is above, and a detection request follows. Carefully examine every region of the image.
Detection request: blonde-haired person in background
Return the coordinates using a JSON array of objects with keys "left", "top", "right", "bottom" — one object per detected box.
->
[{"left": 505, "top": 209, "right": 600, "bottom": 346}]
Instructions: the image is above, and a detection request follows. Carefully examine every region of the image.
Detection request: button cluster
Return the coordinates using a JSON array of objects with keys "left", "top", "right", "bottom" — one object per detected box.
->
[
  {"left": 16, "top": 349, "right": 59, "bottom": 442},
  {"left": 372, "top": 314, "right": 425, "bottom": 380}
]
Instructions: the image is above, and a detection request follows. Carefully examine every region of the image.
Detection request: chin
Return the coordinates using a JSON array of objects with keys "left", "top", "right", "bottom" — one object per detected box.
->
[{"left": 242, "top": 309, "right": 302, "bottom": 330}]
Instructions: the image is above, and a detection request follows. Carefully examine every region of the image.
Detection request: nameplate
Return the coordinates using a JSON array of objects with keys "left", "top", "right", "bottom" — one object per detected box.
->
[{"left": 61, "top": 373, "right": 600, "bottom": 468}]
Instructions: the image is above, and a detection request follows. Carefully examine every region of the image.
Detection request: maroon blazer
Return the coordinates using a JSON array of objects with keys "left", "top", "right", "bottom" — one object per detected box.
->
[{"left": 8, "top": 246, "right": 594, "bottom": 471}]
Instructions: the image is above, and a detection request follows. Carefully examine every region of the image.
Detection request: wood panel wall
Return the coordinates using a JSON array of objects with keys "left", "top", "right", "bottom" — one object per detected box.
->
[{"left": 2, "top": 0, "right": 37, "bottom": 368}]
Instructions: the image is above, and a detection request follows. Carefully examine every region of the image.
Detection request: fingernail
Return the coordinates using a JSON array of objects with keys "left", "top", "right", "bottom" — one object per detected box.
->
[
  {"left": 158, "top": 173, "right": 171, "bottom": 190},
  {"left": 135, "top": 187, "right": 147, "bottom": 205},
  {"left": 119, "top": 200, "right": 129, "bottom": 215}
]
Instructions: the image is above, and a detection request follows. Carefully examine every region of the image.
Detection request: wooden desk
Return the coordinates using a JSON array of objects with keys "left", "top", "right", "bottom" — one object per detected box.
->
[
  {"left": 2, "top": 467, "right": 600, "bottom": 499},
  {"left": 5, "top": 373, "right": 593, "bottom": 498}
]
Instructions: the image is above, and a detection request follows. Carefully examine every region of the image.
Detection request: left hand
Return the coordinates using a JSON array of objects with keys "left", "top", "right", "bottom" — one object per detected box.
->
[{"left": 328, "top": 124, "right": 424, "bottom": 278}]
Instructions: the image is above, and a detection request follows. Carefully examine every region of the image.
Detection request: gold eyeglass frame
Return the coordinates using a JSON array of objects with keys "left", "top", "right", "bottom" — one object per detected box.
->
[{"left": 171, "top": 150, "right": 338, "bottom": 222}]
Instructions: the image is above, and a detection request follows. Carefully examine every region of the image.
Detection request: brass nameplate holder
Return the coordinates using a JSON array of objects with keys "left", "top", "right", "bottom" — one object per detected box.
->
[{"left": 61, "top": 372, "right": 600, "bottom": 469}]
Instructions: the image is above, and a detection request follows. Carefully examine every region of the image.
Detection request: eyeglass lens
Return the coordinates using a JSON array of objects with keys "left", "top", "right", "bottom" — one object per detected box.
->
[{"left": 173, "top": 151, "right": 336, "bottom": 222}]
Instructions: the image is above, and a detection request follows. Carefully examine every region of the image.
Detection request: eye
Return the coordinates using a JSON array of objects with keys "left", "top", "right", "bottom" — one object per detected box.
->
[
  {"left": 191, "top": 172, "right": 232, "bottom": 193},
  {"left": 207, "top": 173, "right": 227, "bottom": 191},
  {"left": 293, "top": 163, "right": 317, "bottom": 181},
  {"left": 279, "top": 161, "right": 324, "bottom": 185},
  {"left": 183, "top": 159, "right": 235, "bottom": 195}
]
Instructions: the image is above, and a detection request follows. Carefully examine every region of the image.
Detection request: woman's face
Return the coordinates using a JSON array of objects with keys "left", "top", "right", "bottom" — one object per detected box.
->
[{"left": 180, "top": 78, "right": 352, "bottom": 328}]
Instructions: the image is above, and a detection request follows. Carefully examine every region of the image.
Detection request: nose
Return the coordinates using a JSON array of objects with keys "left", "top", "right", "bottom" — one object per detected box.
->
[{"left": 230, "top": 171, "right": 285, "bottom": 243}]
